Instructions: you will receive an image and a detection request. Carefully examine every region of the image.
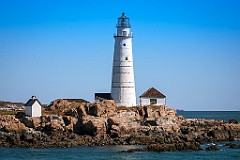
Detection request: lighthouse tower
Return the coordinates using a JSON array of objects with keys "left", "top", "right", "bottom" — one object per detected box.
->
[{"left": 111, "top": 13, "right": 136, "bottom": 107}]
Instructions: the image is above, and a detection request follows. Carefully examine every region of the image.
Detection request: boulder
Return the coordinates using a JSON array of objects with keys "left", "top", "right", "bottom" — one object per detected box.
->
[
  {"left": 87, "top": 101, "right": 116, "bottom": 117},
  {"left": 228, "top": 119, "right": 238, "bottom": 124},
  {"left": 3, "top": 123, "right": 26, "bottom": 132},
  {"left": 0, "top": 115, "right": 26, "bottom": 132},
  {"left": 62, "top": 116, "right": 78, "bottom": 132},
  {"left": 122, "top": 148, "right": 145, "bottom": 152},
  {"left": 48, "top": 99, "right": 71, "bottom": 111},
  {"left": 77, "top": 105, "right": 88, "bottom": 117},
  {"left": 225, "top": 143, "right": 240, "bottom": 148},
  {"left": 88, "top": 103, "right": 104, "bottom": 117},
  {"left": 65, "top": 108, "right": 78, "bottom": 117},
  {"left": 145, "top": 142, "right": 202, "bottom": 152},
  {"left": 206, "top": 145, "right": 219, "bottom": 150},
  {"left": 80, "top": 116, "right": 106, "bottom": 138},
  {"left": 22, "top": 117, "right": 41, "bottom": 129}
]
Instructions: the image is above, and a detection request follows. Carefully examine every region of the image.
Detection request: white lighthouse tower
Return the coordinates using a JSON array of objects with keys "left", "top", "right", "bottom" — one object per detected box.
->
[{"left": 111, "top": 13, "right": 136, "bottom": 107}]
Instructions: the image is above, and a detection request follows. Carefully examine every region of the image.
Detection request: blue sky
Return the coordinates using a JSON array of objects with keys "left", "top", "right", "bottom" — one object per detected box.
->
[{"left": 0, "top": 0, "right": 239, "bottom": 111}]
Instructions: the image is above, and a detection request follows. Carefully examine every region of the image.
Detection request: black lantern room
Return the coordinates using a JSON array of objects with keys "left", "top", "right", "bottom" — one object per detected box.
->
[{"left": 117, "top": 13, "right": 131, "bottom": 28}]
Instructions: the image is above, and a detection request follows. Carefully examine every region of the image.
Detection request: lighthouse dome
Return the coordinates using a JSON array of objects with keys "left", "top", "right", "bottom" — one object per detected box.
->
[{"left": 117, "top": 13, "right": 131, "bottom": 28}]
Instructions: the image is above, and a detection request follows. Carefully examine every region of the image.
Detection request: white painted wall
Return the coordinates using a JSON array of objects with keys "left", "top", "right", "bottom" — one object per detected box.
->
[
  {"left": 31, "top": 101, "right": 42, "bottom": 117},
  {"left": 25, "top": 101, "right": 42, "bottom": 117},
  {"left": 140, "top": 97, "right": 166, "bottom": 106},
  {"left": 157, "top": 98, "right": 166, "bottom": 105},
  {"left": 111, "top": 17, "right": 136, "bottom": 107}
]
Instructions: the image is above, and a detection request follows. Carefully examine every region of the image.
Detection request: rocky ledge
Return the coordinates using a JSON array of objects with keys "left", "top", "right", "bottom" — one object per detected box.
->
[{"left": 0, "top": 100, "right": 239, "bottom": 148}]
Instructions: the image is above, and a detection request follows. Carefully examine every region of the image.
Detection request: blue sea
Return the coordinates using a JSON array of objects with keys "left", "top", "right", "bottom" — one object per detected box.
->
[
  {"left": 0, "top": 111, "right": 239, "bottom": 160},
  {"left": 176, "top": 111, "right": 240, "bottom": 122}
]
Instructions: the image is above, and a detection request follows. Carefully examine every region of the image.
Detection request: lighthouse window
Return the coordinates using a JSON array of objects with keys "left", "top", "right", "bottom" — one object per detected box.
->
[
  {"left": 123, "top": 43, "right": 126, "bottom": 46},
  {"left": 125, "top": 57, "right": 128, "bottom": 60}
]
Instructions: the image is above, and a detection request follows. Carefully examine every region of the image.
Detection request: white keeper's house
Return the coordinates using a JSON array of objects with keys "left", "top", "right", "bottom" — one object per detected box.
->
[
  {"left": 139, "top": 87, "right": 166, "bottom": 106},
  {"left": 25, "top": 96, "right": 42, "bottom": 117}
]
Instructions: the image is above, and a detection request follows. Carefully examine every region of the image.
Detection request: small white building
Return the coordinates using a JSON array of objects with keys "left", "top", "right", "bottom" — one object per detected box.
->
[
  {"left": 25, "top": 96, "right": 42, "bottom": 117},
  {"left": 139, "top": 87, "right": 166, "bottom": 106}
]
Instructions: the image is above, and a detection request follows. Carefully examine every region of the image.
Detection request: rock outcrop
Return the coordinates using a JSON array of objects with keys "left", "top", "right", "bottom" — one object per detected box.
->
[
  {"left": 0, "top": 100, "right": 239, "bottom": 148},
  {"left": 123, "top": 142, "right": 202, "bottom": 152},
  {"left": 0, "top": 115, "right": 26, "bottom": 132},
  {"left": 206, "top": 145, "right": 219, "bottom": 150},
  {"left": 145, "top": 142, "right": 203, "bottom": 152},
  {"left": 226, "top": 143, "right": 240, "bottom": 148}
]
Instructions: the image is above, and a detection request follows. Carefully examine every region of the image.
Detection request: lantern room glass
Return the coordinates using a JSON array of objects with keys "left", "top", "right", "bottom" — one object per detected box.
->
[{"left": 117, "top": 13, "right": 131, "bottom": 28}]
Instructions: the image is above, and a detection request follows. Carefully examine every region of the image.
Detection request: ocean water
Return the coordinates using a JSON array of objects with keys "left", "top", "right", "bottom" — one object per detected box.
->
[
  {"left": 0, "top": 111, "right": 239, "bottom": 160},
  {"left": 177, "top": 111, "right": 240, "bottom": 122},
  {"left": 1, "top": 142, "right": 240, "bottom": 160}
]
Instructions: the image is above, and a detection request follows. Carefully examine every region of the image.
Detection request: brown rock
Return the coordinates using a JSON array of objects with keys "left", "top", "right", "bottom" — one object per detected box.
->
[
  {"left": 226, "top": 143, "right": 240, "bottom": 148},
  {"left": 0, "top": 115, "right": 26, "bottom": 132},
  {"left": 80, "top": 116, "right": 106, "bottom": 138},
  {"left": 228, "top": 119, "right": 238, "bottom": 124},
  {"left": 77, "top": 104, "right": 87, "bottom": 117},
  {"left": 87, "top": 101, "right": 116, "bottom": 117},
  {"left": 22, "top": 117, "right": 41, "bottom": 129},
  {"left": 145, "top": 142, "right": 202, "bottom": 152},
  {"left": 89, "top": 103, "right": 104, "bottom": 117},
  {"left": 62, "top": 116, "right": 78, "bottom": 132},
  {"left": 206, "top": 145, "right": 219, "bottom": 150},
  {"left": 4, "top": 123, "right": 26, "bottom": 132}
]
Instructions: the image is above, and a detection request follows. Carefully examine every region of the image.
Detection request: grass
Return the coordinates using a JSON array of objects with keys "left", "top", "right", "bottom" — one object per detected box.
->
[
  {"left": 69, "top": 102, "right": 86, "bottom": 108},
  {"left": 115, "top": 105, "right": 166, "bottom": 112},
  {"left": 0, "top": 110, "right": 22, "bottom": 115},
  {"left": 116, "top": 106, "right": 143, "bottom": 112},
  {"left": 42, "top": 110, "right": 65, "bottom": 116}
]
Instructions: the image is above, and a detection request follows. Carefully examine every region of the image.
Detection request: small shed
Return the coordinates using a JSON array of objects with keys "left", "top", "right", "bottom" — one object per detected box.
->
[
  {"left": 25, "top": 96, "right": 42, "bottom": 117},
  {"left": 139, "top": 87, "right": 166, "bottom": 106}
]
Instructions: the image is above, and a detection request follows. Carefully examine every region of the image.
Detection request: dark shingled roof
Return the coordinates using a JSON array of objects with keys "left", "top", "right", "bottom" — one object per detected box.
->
[
  {"left": 95, "top": 93, "right": 113, "bottom": 100},
  {"left": 139, "top": 87, "right": 166, "bottom": 98},
  {"left": 25, "top": 98, "right": 42, "bottom": 106}
]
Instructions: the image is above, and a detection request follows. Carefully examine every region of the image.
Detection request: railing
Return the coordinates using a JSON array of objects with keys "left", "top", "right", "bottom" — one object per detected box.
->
[{"left": 114, "top": 33, "right": 133, "bottom": 38}]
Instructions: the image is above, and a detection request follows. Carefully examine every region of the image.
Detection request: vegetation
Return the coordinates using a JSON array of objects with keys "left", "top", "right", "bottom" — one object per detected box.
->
[
  {"left": 42, "top": 110, "right": 65, "bottom": 116},
  {"left": 116, "top": 105, "right": 165, "bottom": 111},
  {"left": 0, "top": 101, "right": 24, "bottom": 106},
  {"left": 0, "top": 110, "right": 22, "bottom": 115},
  {"left": 69, "top": 102, "right": 85, "bottom": 108}
]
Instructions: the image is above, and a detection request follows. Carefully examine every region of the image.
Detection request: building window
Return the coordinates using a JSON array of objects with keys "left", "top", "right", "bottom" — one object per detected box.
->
[
  {"left": 150, "top": 99, "right": 157, "bottom": 105},
  {"left": 123, "top": 43, "right": 126, "bottom": 46},
  {"left": 125, "top": 57, "right": 128, "bottom": 60}
]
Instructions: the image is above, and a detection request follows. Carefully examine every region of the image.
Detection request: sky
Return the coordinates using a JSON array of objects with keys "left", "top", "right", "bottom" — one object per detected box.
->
[{"left": 0, "top": 0, "right": 240, "bottom": 111}]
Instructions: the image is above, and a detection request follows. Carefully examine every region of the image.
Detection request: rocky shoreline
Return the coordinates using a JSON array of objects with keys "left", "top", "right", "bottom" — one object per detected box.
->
[{"left": 0, "top": 100, "right": 239, "bottom": 149}]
